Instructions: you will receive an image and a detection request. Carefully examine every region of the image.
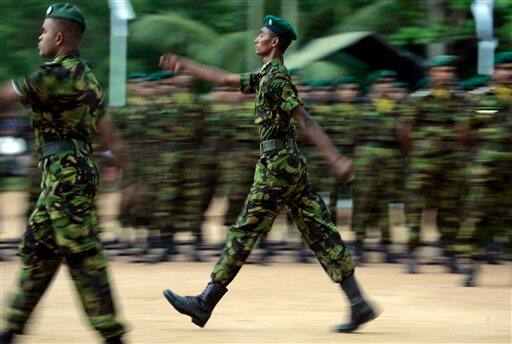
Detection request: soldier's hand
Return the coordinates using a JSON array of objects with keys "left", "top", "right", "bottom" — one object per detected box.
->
[
  {"left": 120, "top": 182, "right": 142, "bottom": 214},
  {"left": 159, "top": 53, "right": 183, "bottom": 72},
  {"left": 332, "top": 157, "right": 354, "bottom": 184}
]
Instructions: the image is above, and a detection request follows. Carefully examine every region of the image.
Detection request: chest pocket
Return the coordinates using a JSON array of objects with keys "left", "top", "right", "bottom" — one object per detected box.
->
[{"left": 254, "top": 74, "right": 275, "bottom": 124}]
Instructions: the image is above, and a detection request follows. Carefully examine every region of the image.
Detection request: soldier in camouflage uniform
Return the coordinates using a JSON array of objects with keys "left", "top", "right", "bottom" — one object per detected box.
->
[
  {"left": 329, "top": 77, "right": 362, "bottom": 225},
  {"left": 0, "top": 4, "right": 125, "bottom": 343},
  {"left": 399, "top": 55, "right": 470, "bottom": 274},
  {"left": 352, "top": 71, "right": 402, "bottom": 264},
  {"left": 143, "top": 74, "right": 204, "bottom": 263},
  {"left": 114, "top": 75, "right": 153, "bottom": 232},
  {"left": 461, "top": 52, "right": 512, "bottom": 286},
  {"left": 159, "top": 15, "right": 379, "bottom": 333}
]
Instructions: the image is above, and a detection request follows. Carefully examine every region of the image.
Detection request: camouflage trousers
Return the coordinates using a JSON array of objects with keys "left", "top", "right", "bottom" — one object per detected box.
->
[
  {"left": 353, "top": 147, "right": 403, "bottom": 243},
  {"left": 405, "top": 153, "right": 466, "bottom": 248},
  {"left": 224, "top": 146, "right": 260, "bottom": 226},
  {"left": 464, "top": 155, "right": 512, "bottom": 259},
  {"left": 211, "top": 149, "right": 355, "bottom": 287},
  {"left": 4, "top": 152, "right": 125, "bottom": 339}
]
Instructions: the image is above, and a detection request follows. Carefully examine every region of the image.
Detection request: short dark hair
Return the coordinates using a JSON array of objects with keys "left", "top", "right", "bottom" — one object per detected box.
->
[
  {"left": 52, "top": 18, "right": 84, "bottom": 45},
  {"left": 269, "top": 30, "right": 291, "bottom": 53}
]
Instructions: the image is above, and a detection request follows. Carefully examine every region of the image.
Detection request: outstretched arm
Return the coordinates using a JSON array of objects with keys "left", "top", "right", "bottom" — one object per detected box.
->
[
  {"left": 159, "top": 53, "right": 240, "bottom": 87},
  {"left": 0, "top": 82, "right": 22, "bottom": 111},
  {"left": 291, "top": 105, "right": 354, "bottom": 183}
]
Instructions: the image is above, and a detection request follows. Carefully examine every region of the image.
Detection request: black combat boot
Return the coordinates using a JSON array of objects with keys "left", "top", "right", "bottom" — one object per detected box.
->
[
  {"left": 104, "top": 335, "right": 124, "bottom": 344},
  {"left": 462, "top": 260, "right": 479, "bottom": 287},
  {"left": 190, "top": 233, "right": 204, "bottom": 262},
  {"left": 336, "top": 275, "right": 379, "bottom": 333},
  {"left": 163, "top": 282, "right": 228, "bottom": 327},
  {"left": 380, "top": 240, "right": 398, "bottom": 264},
  {"left": 444, "top": 249, "right": 461, "bottom": 274},
  {"left": 406, "top": 246, "right": 418, "bottom": 274},
  {"left": 150, "top": 232, "right": 177, "bottom": 263},
  {"left": 0, "top": 331, "right": 15, "bottom": 344}
]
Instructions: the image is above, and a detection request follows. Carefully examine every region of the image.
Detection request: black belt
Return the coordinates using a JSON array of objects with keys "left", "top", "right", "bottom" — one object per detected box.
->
[
  {"left": 480, "top": 142, "right": 511, "bottom": 153},
  {"left": 39, "top": 140, "right": 89, "bottom": 158},
  {"left": 361, "top": 141, "right": 399, "bottom": 149},
  {"left": 236, "top": 141, "right": 259, "bottom": 149},
  {"left": 260, "top": 138, "right": 298, "bottom": 154}
]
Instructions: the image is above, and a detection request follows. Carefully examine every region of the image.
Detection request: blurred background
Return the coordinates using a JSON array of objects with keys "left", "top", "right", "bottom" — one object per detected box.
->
[{"left": 1, "top": 0, "right": 511, "bottom": 266}]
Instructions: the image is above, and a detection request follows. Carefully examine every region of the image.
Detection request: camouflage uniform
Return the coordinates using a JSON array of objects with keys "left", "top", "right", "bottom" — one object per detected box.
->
[
  {"left": 211, "top": 59, "right": 355, "bottom": 286},
  {"left": 465, "top": 84, "right": 512, "bottom": 259},
  {"left": 148, "top": 91, "right": 203, "bottom": 258},
  {"left": 223, "top": 98, "right": 260, "bottom": 226},
  {"left": 328, "top": 100, "right": 359, "bottom": 222},
  {"left": 5, "top": 52, "right": 125, "bottom": 339},
  {"left": 402, "top": 88, "right": 469, "bottom": 267},
  {"left": 113, "top": 94, "right": 153, "bottom": 229},
  {"left": 352, "top": 97, "right": 403, "bottom": 261}
]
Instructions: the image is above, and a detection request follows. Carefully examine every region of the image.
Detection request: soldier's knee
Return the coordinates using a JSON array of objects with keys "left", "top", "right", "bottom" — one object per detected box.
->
[
  {"left": 64, "top": 247, "right": 105, "bottom": 270},
  {"left": 19, "top": 232, "right": 58, "bottom": 268}
]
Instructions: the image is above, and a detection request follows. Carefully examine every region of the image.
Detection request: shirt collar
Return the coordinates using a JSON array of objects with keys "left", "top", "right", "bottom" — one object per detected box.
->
[
  {"left": 52, "top": 50, "right": 80, "bottom": 63},
  {"left": 261, "top": 58, "right": 283, "bottom": 72}
]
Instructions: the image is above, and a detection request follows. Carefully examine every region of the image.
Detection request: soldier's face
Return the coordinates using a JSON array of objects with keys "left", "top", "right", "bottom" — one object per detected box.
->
[
  {"left": 38, "top": 19, "right": 61, "bottom": 58},
  {"left": 428, "top": 66, "right": 456, "bottom": 86},
  {"left": 336, "top": 84, "right": 359, "bottom": 102},
  {"left": 389, "top": 86, "right": 407, "bottom": 101},
  {"left": 254, "top": 27, "right": 278, "bottom": 56},
  {"left": 494, "top": 63, "right": 512, "bottom": 84}
]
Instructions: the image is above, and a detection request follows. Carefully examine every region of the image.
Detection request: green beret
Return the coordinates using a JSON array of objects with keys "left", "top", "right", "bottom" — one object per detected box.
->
[
  {"left": 463, "top": 74, "right": 491, "bottom": 90},
  {"left": 147, "top": 71, "right": 175, "bottom": 81},
  {"left": 392, "top": 81, "right": 409, "bottom": 89},
  {"left": 495, "top": 51, "right": 512, "bottom": 65},
  {"left": 366, "top": 70, "right": 397, "bottom": 85},
  {"left": 332, "top": 76, "right": 361, "bottom": 86},
  {"left": 46, "top": 3, "right": 86, "bottom": 31},
  {"left": 264, "top": 15, "right": 298, "bottom": 42},
  {"left": 415, "top": 77, "right": 432, "bottom": 89},
  {"left": 425, "top": 55, "right": 457, "bottom": 69},
  {"left": 303, "top": 79, "right": 332, "bottom": 89}
]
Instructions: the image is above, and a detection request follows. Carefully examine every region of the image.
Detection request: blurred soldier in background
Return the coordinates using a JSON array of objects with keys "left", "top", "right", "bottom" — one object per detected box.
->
[
  {"left": 352, "top": 71, "right": 402, "bottom": 264},
  {"left": 144, "top": 73, "right": 205, "bottom": 263},
  {"left": 329, "top": 77, "right": 362, "bottom": 226},
  {"left": 114, "top": 74, "right": 152, "bottom": 234},
  {"left": 461, "top": 51, "right": 512, "bottom": 286},
  {"left": 399, "top": 55, "right": 471, "bottom": 274}
]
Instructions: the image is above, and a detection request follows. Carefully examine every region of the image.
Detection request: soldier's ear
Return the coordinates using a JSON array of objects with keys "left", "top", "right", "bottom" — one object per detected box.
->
[
  {"left": 55, "top": 31, "right": 64, "bottom": 46},
  {"left": 271, "top": 36, "right": 279, "bottom": 48}
]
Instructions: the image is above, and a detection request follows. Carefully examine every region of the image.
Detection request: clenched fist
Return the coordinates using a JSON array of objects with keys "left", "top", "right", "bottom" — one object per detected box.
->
[
  {"left": 159, "top": 53, "right": 183, "bottom": 72},
  {"left": 332, "top": 157, "right": 355, "bottom": 184}
]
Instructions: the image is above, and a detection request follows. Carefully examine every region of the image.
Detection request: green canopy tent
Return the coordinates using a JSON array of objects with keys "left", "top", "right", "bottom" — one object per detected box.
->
[{"left": 286, "top": 31, "right": 424, "bottom": 88}]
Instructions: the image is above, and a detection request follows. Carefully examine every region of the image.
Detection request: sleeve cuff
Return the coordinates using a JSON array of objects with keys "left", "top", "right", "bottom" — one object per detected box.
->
[
  {"left": 280, "top": 96, "right": 303, "bottom": 113},
  {"left": 240, "top": 72, "right": 252, "bottom": 94}
]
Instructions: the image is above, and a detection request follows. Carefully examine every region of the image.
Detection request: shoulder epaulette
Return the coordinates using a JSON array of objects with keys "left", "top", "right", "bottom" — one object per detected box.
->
[
  {"left": 469, "top": 86, "right": 493, "bottom": 96},
  {"left": 410, "top": 89, "right": 431, "bottom": 98}
]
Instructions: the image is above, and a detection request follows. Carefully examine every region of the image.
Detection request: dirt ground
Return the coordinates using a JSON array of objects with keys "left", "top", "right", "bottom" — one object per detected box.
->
[
  {"left": 0, "top": 261, "right": 510, "bottom": 344},
  {"left": 1, "top": 192, "right": 511, "bottom": 343}
]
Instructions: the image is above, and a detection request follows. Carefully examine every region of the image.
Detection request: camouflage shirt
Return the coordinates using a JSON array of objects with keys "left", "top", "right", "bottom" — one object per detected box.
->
[
  {"left": 400, "top": 88, "right": 469, "bottom": 156},
  {"left": 240, "top": 58, "right": 303, "bottom": 142},
  {"left": 469, "top": 84, "right": 512, "bottom": 155},
  {"left": 12, "top": 51, "right": 104, "bottom": 151}
]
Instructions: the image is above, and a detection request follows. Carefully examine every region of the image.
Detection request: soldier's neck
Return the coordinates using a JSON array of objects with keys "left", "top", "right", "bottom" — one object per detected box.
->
[
  {"left": 52, "top": 47, "right": 81, "bottom": 60},
  {"left": 262, "top": 51, "right": 283, "bottom": 65}
]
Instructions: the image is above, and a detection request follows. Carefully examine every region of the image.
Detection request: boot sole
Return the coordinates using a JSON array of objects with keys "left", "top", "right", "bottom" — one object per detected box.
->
[
  {"left": 163, "top": 290, "right": 207, "bottom": 328},
  {"left": 336, "top": 308, "right": 380, "bottom": 333}
]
